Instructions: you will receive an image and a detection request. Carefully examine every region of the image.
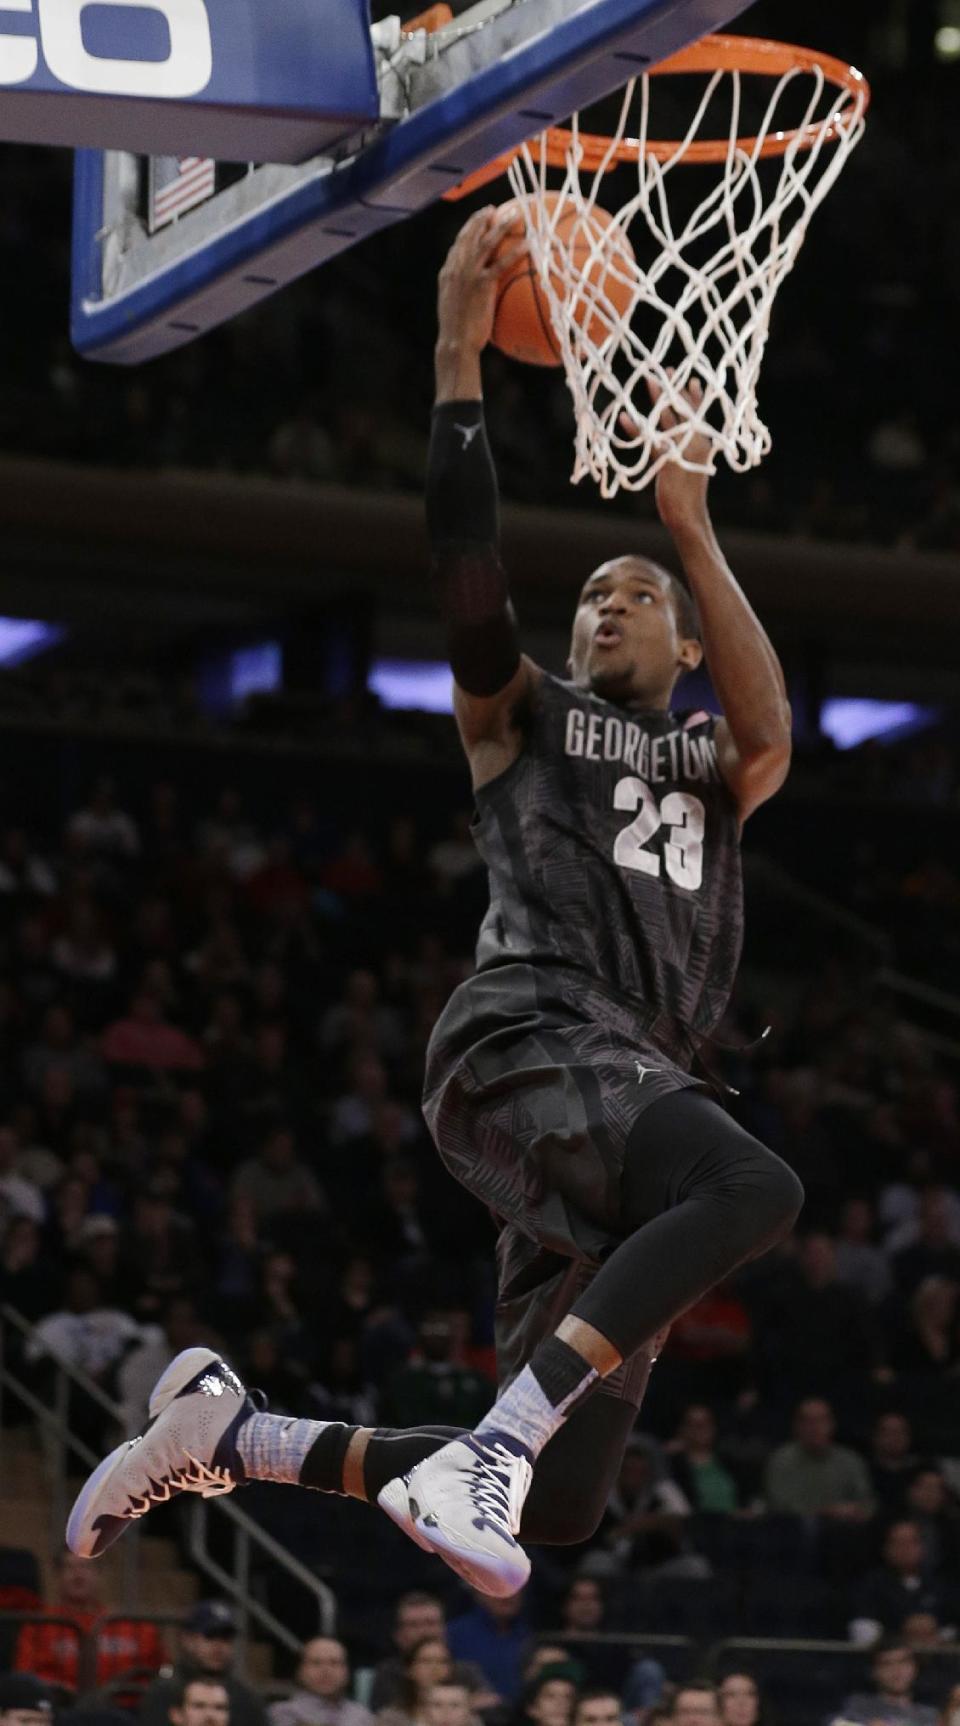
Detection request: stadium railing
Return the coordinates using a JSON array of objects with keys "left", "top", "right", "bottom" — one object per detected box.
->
[{"left": 0, "top": 1303, "right": 336, "bottom": 1653}]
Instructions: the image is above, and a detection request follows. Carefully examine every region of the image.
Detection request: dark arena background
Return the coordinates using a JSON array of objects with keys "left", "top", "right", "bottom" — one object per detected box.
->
[{"left": 1, "top": 4, "right": 960, "bottom": 1726}]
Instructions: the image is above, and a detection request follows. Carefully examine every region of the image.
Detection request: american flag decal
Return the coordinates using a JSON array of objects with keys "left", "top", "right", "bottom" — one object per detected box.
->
[{"left": 149, "top": 156, "right": 217, "bottom": 233}]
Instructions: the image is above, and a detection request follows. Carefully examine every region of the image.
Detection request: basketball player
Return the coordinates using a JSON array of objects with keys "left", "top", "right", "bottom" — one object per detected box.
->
[{"left": 66, "top": 207, "right": 802, "bottom": 1598}]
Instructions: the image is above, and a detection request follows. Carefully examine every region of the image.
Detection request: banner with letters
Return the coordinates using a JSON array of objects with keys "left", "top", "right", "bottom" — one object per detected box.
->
[{"left": 0, "top": 0, "right": 378, "bottom": 162}]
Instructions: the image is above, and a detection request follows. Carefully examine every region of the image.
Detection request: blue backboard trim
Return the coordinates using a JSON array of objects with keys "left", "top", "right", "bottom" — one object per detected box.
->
[
  {"left": 72, "top": 0, "right": 752, "bottom": 364},
  {"left": 1, "top": 0, "right": 378, "bottom": 160}
]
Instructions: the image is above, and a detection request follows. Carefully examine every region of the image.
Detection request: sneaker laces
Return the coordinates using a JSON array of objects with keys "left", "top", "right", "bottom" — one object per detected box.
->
[
  {"left": 125, "top": 1451, "right": 235, "bottom": 1520},
  {"left": 469, "top": 1441, "right": 532, "bottom": 1537}
]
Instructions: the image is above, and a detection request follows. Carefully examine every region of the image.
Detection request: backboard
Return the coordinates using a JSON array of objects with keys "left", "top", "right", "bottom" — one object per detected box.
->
[{"left": 70, "top": 0, "right": 752, "bottom": 365}]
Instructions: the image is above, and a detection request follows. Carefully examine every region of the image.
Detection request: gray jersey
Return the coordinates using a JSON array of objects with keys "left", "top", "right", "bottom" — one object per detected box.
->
[{"left": 469, "top": 669, "right": 743, "bottom": 1036}]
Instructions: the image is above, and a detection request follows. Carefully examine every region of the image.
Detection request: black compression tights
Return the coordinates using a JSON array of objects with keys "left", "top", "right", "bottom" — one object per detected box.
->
[
  {"left": 301, "top": 1089, "right": 802, "bottom": 1544},
  {"left": 572, "top": 1086, "right": 804, "bottom": 1357}
]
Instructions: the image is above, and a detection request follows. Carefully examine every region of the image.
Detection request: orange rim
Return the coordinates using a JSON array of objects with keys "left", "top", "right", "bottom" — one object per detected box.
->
[
  {"left": 402, "top": 3, "right": 452, "bottom": 33},
  {"left": 443, "top": 34, "right": 870, "bottom": 200}
]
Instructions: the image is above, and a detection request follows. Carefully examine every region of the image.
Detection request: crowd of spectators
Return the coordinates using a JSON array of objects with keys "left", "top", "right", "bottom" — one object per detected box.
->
[
  {"left": 0, "top": 7, "right": 957, "bottom": 550},
  {"left": 0, "top": 730, "right": 957, "bottom": 1726},
  {"left": 5, "top": 1581, "right": 960, "bottom": 1726}
]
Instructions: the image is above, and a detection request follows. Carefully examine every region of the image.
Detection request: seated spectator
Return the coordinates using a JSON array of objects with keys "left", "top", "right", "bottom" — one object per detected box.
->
[
  {"left": 427, "top": 814, "right": 482, "bottom": 893},
  {"left": 51, "top": 903, "right": 118, "bottom": 994},
  {"left": 663, "top": 1283, "right": 753, "bottom": 1401},
  {"left": 318, "top": 827, "right": 385, "bottom": 905},
  {"left": 329, "top": 1055, "right": 416, "bottom": 1151},
  {"left": 229, "top": 1123, "right": 325, "bottom": 1224},
  {"left": 245, "top": 837, "right": 310, "bottom": 920},
  {"left": 196, "top": 790, "right": 264, "bottom": 881},
  {"left": 228, "top": 1026, "right": 312, "bottom": 1144},
  {"left": 559, "top": 1579, "right": 604, "bottom": 1641},
  {"left": 187, "top": 920, "right": 251, "bottom": 997},
  {"left": 903, "top": 1467, "right": 960, "bottom": 1573},
  {"left": 381, "top": 1310, "right": 491, "bottom": 1428},
  {"left": 101, "top": 994, "right": 204, "bottom": 1074},
  {"left": 887, "top": 1279, "right": 960, "bottom": 1376},
  {"left": 74, "top": 1215, "right": 126, "bottom": 1308},
  {"left": 670, "top": 1687, "right": 721, "bottom": 1726},
  {"left": 764, "top": 1397, "right": 875, "bottom": 1518},
  {"left": 25, "top": 1266, "right": 140, "bottom": 1385},
  {"left": 716, "top": 1675, "right": 761, "bottom": 1726},
  {"left": 21, "top": 1006, "right": 105, "bottom": 1100},
  {"left": 0, "top": 1123, "right": 44, "bottom": 1226},
  {"left": 118, "top": 1296, "right": 207, "bottom": 1436},
  {"left": 835, "top": 1197, "right": 892, "bottom": 1307},
  {"left": 306, "top": 1335, "right": 377, "bottom": 1426},
  {"left": 268, "top": 1639, "right": 372, "bottom": 1726},
  {"left": 68, "top": 778, "right": 139, "bottom": 861},
  {"left": 838, "top": 1639, "right": 938, "bottom": 1726},
  {"left": 591, "top": 1437, "right": 706, "bottom": 1578},
  {"left": 573, "top": 1692, "right": 623, "bottom": 1726},
  {"left": 119, "top": 1183, "right": 203, "bottom": 1322},
  {"left": 319, "top": 971, "right": 404, "bottom": 1065},
  {"left": 892, "top": 1192, "right": 960, "bottom": 1299},
  {"left": 364, "top": 1159, "right": 434, "bottom": 1271},
  {"left": 0, "top": 826, "right": 57, "bottom": 899},
  {"left": 139, "top": 1603, "right": 266, "bottom": 1726},
  {"left": 0, "top": 1215, "right": 53, "bottom": 1321},
  {"left": 900, "top": 1613, "right": 944, "bottom": 1651},
  {"left": 668, "top": 1405, "right": 743, "bottom": 1514},
  {"left": 558, "top": 1579, "right": 656, "bottom": 1698},
  {"left": 854, "top": 1521, "right": 945, "bottom": 1637},
  {"left": 939, "top": 1684, "right": 960, "bottom": 1726},
  {"left": 14, "top": 1550, "right": 164, "bottom": 1693},
  {"left": 170, "top": 1679, "right": 231, "bottom": 1726},
  {"left": 514, "top": 1671, "right": 577, "bottom": 1726},
  {"left": 0, "top": 1675, "right": 54, "bottom": 1726},
  {"left": 376, "top": 1641, "right": 453, "bottom": 1726},
  {"left": 764, "top": 1232, "right": 880, "bottom": 1398},
  {"left": 448, "top": 1588, "right": 531, "bottom": 1706},
  {"left": 869, "top": 1414, "right": 919, "bottom": 1513},
  {"left": 424, "top": 1684, "right": 476, "bottom": 1726},
  {"left": 370, "top": 1597, "right": 481, "bottom": 1715}
]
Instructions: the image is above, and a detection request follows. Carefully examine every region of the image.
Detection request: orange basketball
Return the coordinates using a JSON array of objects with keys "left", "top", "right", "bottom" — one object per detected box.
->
[{"left": 490, "top": 190, "right": 636, "bottom": 367}]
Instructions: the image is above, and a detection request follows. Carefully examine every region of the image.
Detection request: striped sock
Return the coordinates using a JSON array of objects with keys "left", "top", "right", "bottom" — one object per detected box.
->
[
  {"left": 236, "top": 1414, "right": 337, "bottom": 1486},
  {"left": 474, "top": 1337, "right": 598, "bottom": 1459}
]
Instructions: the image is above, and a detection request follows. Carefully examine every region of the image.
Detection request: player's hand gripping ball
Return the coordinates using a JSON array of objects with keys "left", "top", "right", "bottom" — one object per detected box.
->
[{"left": 490, "top": 190, "right": 636, "bottom": 367}]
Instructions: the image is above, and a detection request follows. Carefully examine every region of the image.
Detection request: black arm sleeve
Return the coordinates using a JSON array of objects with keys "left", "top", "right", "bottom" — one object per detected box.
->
[{"left": 426, "top": 400, "right": 522, "bottom": 698}]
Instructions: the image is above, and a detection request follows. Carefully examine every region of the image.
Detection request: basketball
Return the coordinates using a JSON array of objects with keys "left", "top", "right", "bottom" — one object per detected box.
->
[{"left": 490, "top": 190, "right": 636, "bottom": 368}]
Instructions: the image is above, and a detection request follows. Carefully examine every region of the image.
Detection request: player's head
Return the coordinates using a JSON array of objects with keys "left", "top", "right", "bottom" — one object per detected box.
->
[{"left": 568, "top": 556, "right": 702, "bottom": 707}]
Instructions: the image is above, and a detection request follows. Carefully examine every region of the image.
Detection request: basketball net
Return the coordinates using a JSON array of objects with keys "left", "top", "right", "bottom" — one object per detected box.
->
[{"left": 499, "top": 39, "right": 869, "bottom": 497}]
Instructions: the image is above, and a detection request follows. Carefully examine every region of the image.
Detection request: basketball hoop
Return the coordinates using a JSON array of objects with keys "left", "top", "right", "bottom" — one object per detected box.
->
[{"left": 447, "top": 36, "right": 870, "bottom": 497}]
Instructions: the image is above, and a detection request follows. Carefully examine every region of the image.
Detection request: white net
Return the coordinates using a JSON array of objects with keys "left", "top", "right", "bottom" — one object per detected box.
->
[{"left": 505, "top": 48, "right": 868, "bottom": 497}]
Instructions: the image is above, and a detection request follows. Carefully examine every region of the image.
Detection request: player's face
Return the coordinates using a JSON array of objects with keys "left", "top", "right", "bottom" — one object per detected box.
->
[{"left": 568, "top": 558, "right": 699, "bottom": 704}]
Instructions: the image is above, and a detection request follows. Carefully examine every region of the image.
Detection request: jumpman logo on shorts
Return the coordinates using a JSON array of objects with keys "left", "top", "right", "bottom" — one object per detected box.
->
[{"left": 635, "top": 1061, "right": 661, "bottom": 1085}]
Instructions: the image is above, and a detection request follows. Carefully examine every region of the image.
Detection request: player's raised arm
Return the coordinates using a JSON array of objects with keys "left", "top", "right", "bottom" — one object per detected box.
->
[
  {"left": 647, "top": 378, "right": 792, "bottom": 824},
  {"left": 428, "top": 209, "right": 540, "bottom": 786}
]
